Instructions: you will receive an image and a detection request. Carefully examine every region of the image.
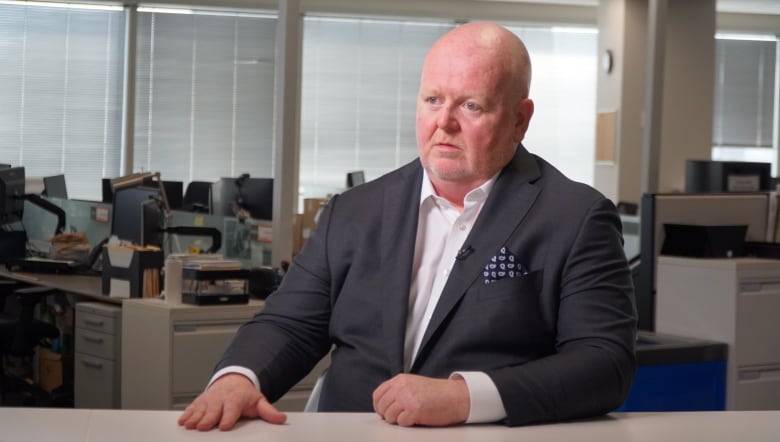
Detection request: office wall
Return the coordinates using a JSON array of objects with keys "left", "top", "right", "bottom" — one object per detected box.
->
[
  {"left": 658, "top": 0, "right": 716, "bottom": 193},
  {"left": 596, "top": 0, "right": 717, "bottom": 201},
  {"left": 617, "top": 1, "right": 646, "bottom": 202},
  {"left": 594, "top": 0, "right": 647, "bottom": 204}
]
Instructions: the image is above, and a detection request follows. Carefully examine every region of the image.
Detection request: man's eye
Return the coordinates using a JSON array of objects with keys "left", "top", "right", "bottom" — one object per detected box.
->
[
  {"left": 464, "top": 102, "right": 481, "bottom": 112},
  {"left": 425, "top": 97, "right": 440, "bottom": 105}
]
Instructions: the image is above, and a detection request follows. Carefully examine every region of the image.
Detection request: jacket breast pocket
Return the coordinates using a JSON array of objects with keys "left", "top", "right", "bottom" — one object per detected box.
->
[{"left": 477, "top": 269, "right": 542, "bottom": 302}]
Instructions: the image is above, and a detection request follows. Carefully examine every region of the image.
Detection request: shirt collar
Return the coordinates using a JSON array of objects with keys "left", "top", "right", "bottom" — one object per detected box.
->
[{"left": 419, "top": 169, "right": 500, "bottom": 208}]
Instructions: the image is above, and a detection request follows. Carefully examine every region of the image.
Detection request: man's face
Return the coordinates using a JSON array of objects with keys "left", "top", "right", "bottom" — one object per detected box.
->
[{"left": 416, "top": 43, "right": 531, "bottom": 189}]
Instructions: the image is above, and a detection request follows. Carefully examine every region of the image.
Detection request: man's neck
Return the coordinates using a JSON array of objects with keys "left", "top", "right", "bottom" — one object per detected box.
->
[{"left": 428, "top": 178, "right": 488, "bottom": 212}]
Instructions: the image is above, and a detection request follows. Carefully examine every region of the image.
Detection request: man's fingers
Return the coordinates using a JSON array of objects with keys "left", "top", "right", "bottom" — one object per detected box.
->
[
  {"left": 178, "top": 374, "right": 266, "bottom": 431},
  {"left": 177, "top": 407, "right": 194, "bottom": 426},
  {"left": 256, "top": 398, "right": 288, "bottom": 425},
  {"left": 217, "top": 400, "right": 248, "bottom": 431},
  {"left": 372, "top": 378, "right": 393, "bottom": 414},
  {"left": 380, "top": 401, "right": 403, "bottom": 425},
  {"left": 196, "top": 403, "right": 225, "bottom": 432},
  {"left": 396, "top": 410, "right": 416, "bottom": 427}
]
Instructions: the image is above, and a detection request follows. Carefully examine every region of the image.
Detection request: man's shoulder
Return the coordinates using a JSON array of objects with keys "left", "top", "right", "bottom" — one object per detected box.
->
[
  {"left": 324, "top": 158, "right": 422, "bottom": 219},
  {"left": 340, "top": 158, "right": 421, "bottom": 195},
  {"left": 531, "top": 155, "right": 612, "bottom": 206}
]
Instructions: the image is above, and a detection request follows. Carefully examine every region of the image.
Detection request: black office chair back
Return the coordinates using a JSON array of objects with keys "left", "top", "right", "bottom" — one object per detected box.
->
[
  {"left": 183, "top": 181, "right": 213, "bottom": 213},
  {"left": 2, "top": 287, "right": 60, "bottom": 357}
]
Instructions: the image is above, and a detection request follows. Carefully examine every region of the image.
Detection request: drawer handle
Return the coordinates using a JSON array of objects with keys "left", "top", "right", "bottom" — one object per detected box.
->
[
  {"left": 82, "top": 335, "right": 104, "bottom": 344},
  {"left": 81, "top": 358, "right": 104, "bottom": 369},
  {"left": 84, "top": 319, "right": 105, "bottom": 327}
]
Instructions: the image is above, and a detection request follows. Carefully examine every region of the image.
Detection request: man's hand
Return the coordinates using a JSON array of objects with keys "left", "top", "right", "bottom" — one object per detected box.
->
[
  {"left": 372, "top": 374, "right": 470, "bottom": 427},
  {"left": 178, "top": 373, "right": 287, "bottom": 431}
]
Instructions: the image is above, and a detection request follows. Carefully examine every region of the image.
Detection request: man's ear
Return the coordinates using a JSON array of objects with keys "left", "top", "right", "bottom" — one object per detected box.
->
[{"left": 514, "top": 98, "right": 534, "bottom": 142}]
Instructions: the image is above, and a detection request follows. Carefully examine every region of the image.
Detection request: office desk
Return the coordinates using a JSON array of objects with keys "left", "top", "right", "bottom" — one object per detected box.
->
[
  {"left": 0, "top": 268, "right": 277, "bottom": 410},
  {"left": 0, "top": 410, "right": 778, "bottom": 441},
  {"left": 0, "top": 268, "right": 113, "bottom": 304}
]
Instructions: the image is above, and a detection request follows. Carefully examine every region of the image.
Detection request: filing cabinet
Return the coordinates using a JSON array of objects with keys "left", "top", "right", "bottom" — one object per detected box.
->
[
  {"left": 74, "top": 302, "right": 122, "bottom": 409},
  {"left": 656, "top": 256, "right": 780, "bottom": 410},
  {"left": 120, "top": 298, "right": 327, "bottom": 411},
  {"left": 121, "top": 299, "right": 264, "bottom": 410}
]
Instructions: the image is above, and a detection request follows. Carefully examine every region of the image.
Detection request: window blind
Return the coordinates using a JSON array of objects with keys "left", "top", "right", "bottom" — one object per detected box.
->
[
  {"left": 134, "top": 10, "right": 277, "bottom": 184},
  {"left": 299, "top": 19, "right": 598, "bottom": 196},
  {"left": 713, "top": 38, "right": 776, "bottom": 148},
  {"left": 507, "top": 26, "right": 598, "bottom": 186},
  {"left": 0, "top": 3, "right": 125, "bottom": 200},
  {"left": 299, "top": 17, "right": 452, "bottom": 197}
]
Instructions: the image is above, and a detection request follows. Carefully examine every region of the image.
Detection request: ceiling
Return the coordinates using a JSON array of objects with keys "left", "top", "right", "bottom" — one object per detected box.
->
[{"left": 490, "top": 0, "right": 780, "bottom": 15}]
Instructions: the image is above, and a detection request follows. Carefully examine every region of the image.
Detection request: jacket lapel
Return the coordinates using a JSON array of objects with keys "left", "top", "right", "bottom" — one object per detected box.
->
[
  {"left": 412, "top": 146, "right": 542, "bottom": 370},
  {"left": 380, "top": 160, "right": 424, "bottom": 375}
]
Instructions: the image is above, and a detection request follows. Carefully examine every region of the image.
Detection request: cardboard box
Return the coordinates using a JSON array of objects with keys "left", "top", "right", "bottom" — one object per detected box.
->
[
  {"left": 292, "top": 213, "right": 303, "bottom": 256},
  {"left": 38, "top": 348, "right": 73, "bottom": 393}
]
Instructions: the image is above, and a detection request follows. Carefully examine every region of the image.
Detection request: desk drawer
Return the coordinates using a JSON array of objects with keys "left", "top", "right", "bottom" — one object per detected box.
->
[
  {"left": 74, "top": 353, "right": 119, "bottom": 409},
  {"left": 735, "top": 367, "right": 780, "bottom": 410},
  {"left": 75, "top": 303, "right": 121, "bottom": 335},
  {"left": 171, "top": 322, "right": 241, "bottom": 394},
  {"left": 736, "top": 290, "right": 780, "bottom": 366},
  {"left": 75, "top": 328, "right": 118, "bottom": 360}
]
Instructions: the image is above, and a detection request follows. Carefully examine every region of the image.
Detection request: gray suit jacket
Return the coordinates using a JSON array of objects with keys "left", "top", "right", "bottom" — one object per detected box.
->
[{"left": 217, "top": 145, "right": 637, "bottom": 426}]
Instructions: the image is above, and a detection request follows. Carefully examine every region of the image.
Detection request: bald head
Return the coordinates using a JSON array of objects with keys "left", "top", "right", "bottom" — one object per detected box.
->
[
  {"left": 426, "top": 22, "right": 532, "bottom": 99},
  {"left": 415, "top": 21, "right": 536, "bottom": 205}
]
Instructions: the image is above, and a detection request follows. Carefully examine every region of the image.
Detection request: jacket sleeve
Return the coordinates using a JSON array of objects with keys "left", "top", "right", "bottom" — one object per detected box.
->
[{"left": 213, "top": 195, "right": 339, "bottom": 403}]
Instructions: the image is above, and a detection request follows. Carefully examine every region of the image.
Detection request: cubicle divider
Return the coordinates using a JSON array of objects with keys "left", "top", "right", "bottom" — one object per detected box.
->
[{"left": 21, "top": 197, "right": 273, "bottom": 268}]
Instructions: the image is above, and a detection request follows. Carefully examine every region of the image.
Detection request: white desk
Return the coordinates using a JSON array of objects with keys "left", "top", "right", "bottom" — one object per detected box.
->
[{"left": 0, "top": 410, "right": 778, "bottom": 441}]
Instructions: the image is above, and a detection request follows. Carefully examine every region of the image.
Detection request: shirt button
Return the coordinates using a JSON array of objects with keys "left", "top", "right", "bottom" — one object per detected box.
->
[
  {"left": 458, "top": 223, "right": 466, "bottom": 231},
  {"left": 443, "top": 268, "right": 449, "bottom": 276}
]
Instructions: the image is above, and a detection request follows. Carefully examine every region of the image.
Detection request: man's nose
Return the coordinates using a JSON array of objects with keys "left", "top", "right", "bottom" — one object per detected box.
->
[{"left": 436, "top": 106, "right": 460, "bottom": 132}]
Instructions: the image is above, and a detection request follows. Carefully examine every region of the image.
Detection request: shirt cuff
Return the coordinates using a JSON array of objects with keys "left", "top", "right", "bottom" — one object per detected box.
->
[
  {"left": 450, "top": 371, "right": 507, "bottom": 424},
  {"left": 207, "top": 366, "right": 261, "bottom": 391}
]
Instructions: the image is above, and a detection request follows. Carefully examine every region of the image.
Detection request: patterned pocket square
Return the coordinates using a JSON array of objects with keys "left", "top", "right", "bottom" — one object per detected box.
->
[{"left": 483, "top": 246, "right": 528, "bottom": 285}]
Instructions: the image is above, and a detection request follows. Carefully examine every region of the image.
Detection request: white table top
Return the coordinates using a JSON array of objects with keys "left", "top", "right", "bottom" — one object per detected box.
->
[{"left": 1, "top": 409, "right": 778, "bottom": 442}]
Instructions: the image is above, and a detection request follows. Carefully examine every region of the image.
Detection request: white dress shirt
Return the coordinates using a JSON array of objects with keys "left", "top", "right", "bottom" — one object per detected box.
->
[
  {"left": 211, "top": 170, "right": 507, "bottom": 423},
  {"left": 405, "top": 170, "right": 506, "bottom": 423}
]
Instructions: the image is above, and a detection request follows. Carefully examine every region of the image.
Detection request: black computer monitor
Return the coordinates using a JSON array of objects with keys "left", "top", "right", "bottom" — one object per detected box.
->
[
  {"left": 161, "top": 180, "right": 183, "bottom": 210},
  {"left": 111, "top": 186, "right": 162, "bottom": 246},
  {"left": 241, "top": 177, "right": 274, "bottom": 221},
  {"left": 102, "top": 178, "right": 114, "bottom": 203},
  {"left": 685, "top": 160, "right": 772, "bottom": 193},
  {"left": 346, "top": 171, "right": 365, "bottom": 188},
  {"left": 0, "top": 167, "right": 26, "bottom": 225},
  {"left": 210, "top": 179, "right": 233, "bottom": 218},
  {"left": 43, "top": 174, "right": 68, "bottom": 199},
  {"left": 212, "top": 176, "right": 273, "bottom": 221},
  {"left": 141, "top": 198, "right": 164, "bottom": 248}
]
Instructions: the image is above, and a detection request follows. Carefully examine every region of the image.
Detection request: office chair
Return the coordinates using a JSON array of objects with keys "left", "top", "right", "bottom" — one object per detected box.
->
[
  {"left": 304, "top": 369, "right": 328, "bottom": 412},
  {"left": 183, "top": 181, "right": 213, "bottom": 213},
  {"left": 0, "top": 282, "right": 61, "bottom": 405}
]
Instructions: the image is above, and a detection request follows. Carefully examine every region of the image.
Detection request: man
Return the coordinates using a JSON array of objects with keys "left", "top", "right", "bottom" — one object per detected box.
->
[{"left": 179, "top": 21, "right": 636, "bottom": 431}]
